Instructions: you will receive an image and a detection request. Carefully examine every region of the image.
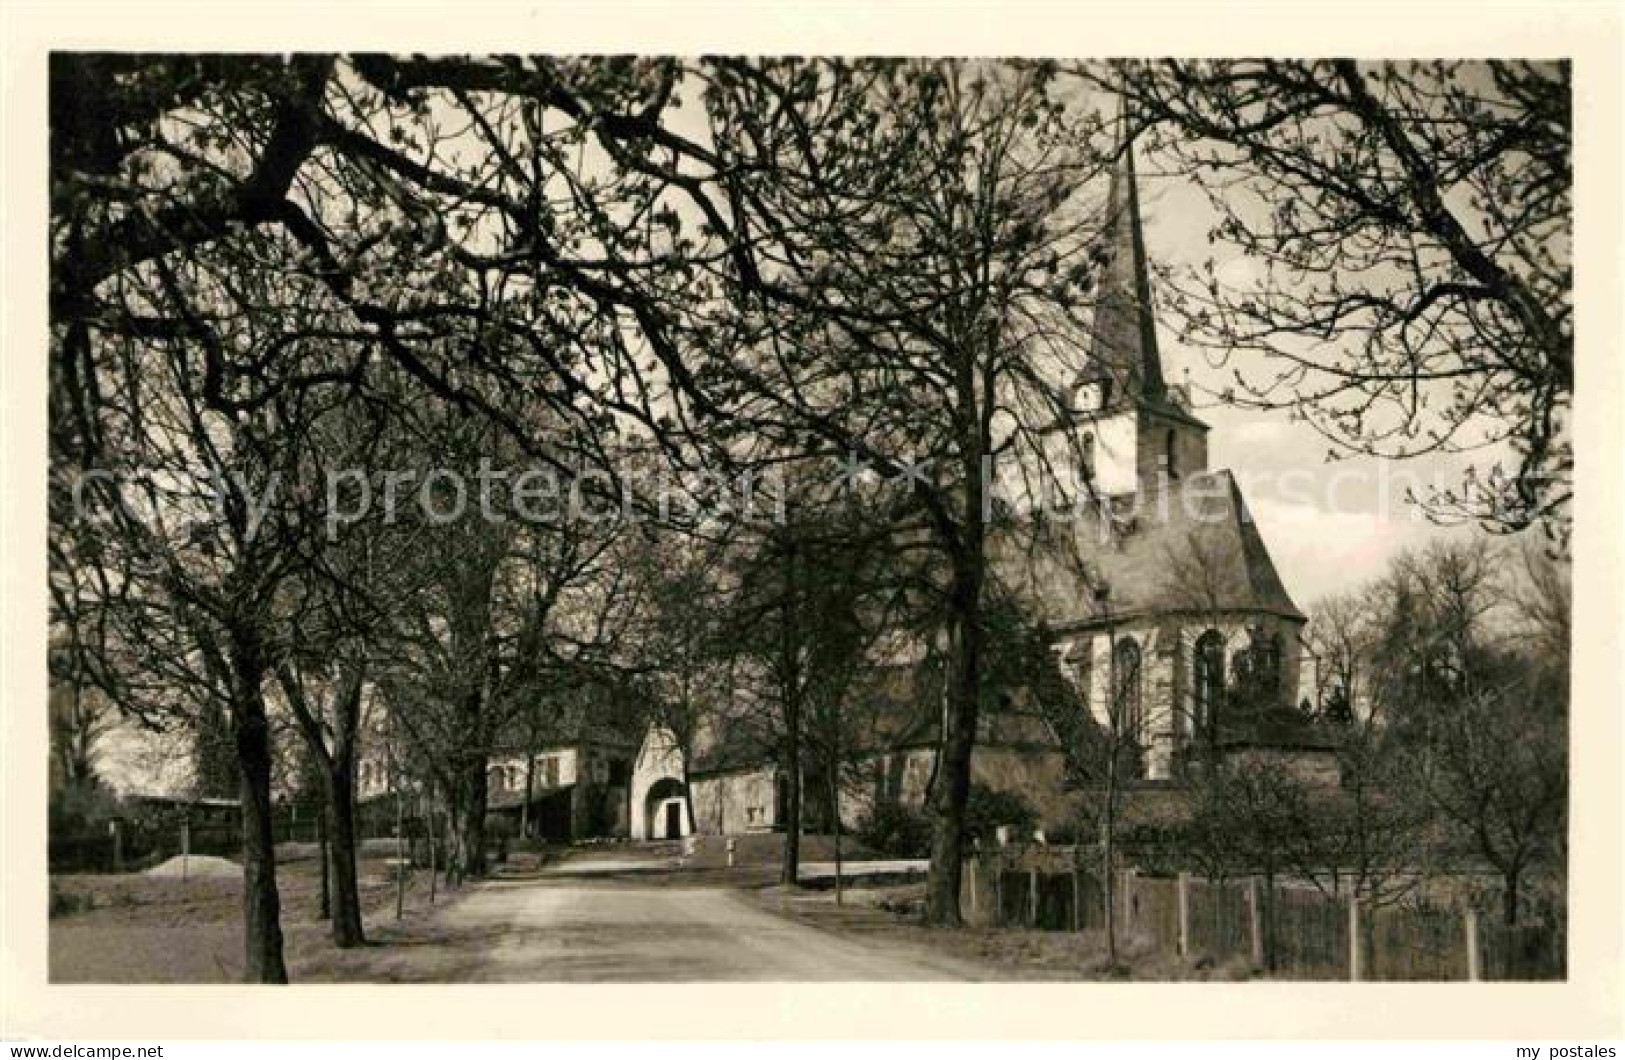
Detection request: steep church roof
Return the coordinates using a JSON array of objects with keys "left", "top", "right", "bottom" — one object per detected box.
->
[{"left": 995, "top": 469, "right": 1305, "bottom": 628}]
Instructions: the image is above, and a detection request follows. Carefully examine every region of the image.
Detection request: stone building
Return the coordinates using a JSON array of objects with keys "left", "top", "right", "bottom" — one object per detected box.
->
[{"left": 355, "top": 707, "right": 638, "bottom": 843}]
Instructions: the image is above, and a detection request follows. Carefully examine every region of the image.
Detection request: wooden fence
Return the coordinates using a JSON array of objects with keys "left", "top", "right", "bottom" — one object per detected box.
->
[{"left": 961, "top": 846, "right": 1563, "bottom": 981}]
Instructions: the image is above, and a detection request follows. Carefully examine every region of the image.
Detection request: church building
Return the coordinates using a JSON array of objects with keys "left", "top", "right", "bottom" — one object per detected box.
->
[{"left": 632, "top": 129, "right": 1340, "bottom": 841}]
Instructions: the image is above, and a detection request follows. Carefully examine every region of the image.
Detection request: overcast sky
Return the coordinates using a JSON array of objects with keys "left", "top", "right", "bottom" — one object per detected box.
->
[{"left": 1129, "top": 150, "right": 1498, "bottom": 609}]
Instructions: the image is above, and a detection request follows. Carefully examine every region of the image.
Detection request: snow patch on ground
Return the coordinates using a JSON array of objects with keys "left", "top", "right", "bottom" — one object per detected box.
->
[{"left": 143, "top": 855, "right": 239, "bottom": 878}]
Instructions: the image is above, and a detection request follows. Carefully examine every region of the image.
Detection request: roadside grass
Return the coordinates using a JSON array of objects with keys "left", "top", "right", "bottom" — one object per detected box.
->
[
  {"left": 680, "top": 832, "right": 883, "bottom": 869},
  {"left": 49, "top": 853, "right": 453, "bottom": 982},
  {"left": 749, "top": 881, "right": 1260, "bottom": 982}
]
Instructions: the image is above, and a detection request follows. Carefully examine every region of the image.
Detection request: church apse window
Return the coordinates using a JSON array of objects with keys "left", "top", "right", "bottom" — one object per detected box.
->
[
  {"left": 1066, "top": 643, "right": 1094, "bottom": 713},
  {"left": 1112, "top": 637, "right": 1145, "bottom": 778},
  {"left": 1229, "top": 624, "right": 1285, "bottom": 714},
  {"left": 1192, "top": 630, "right": 1225, "bottom": 751}
]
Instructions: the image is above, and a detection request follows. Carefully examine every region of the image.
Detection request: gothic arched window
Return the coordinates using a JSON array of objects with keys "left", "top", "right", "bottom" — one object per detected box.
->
[
  {"left": 1230, "top": 624, "right": 1285, "bottom": 713},
  {"left": 1193, "top": 629, "right": 1225, "bottom": 747},
  {"left": 1066, "top": 641, "right": 1094, "bottom": 711},
  {"left": 1165, "top": 429, "right": 1179, "bottom": 479},
  {"left": 1113, "top": 637, "right": 1145, "bottom": 776},
  {"left": 1081, "top": 431, "right": 1096, "bottom": 483}
]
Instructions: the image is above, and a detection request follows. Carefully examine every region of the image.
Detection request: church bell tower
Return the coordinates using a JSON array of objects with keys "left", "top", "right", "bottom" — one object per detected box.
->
[{"left": 1033, "top": 110, "right": 1210, "bottom": 506}]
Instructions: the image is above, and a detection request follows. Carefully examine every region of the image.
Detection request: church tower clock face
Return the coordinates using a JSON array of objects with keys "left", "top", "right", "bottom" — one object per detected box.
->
[{"left": 1072, "top": 379, "right": 1107, "bottom": 414}]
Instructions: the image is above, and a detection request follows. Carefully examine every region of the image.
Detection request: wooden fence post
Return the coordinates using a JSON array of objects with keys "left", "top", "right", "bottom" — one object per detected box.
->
[
  {"left": 967, "top": 856, "right": 978, "bottom": 921},
  {"left": 1029, "top": 868, "right": 1039, "bottom": 928},
  {"left": 1118, "top": 864, "right": 1144, "bottom": 929},
  {"left": 1176, "top": 872, "right": 1191, "bottom": 958},
  {"left": 1347, "top": 892, "right": 1362, "bottom": 982},
  {"left": 1247, "top": 878, "right": 1264, "bottom": 967},
  {"left": 1464, "top": 908, "right": 1481, "bottom": 981}
]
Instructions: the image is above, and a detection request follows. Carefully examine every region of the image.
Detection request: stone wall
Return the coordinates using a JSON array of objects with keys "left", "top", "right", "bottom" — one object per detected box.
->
[
  {"left": 1058, "top": 611, "right": 1306, "bottom": 781},
  {"left": 690, "top": 768, "right": 778, "bottom": 835},
  {"left": 629, "top": 727, "right": 690, "bottom": 840}
]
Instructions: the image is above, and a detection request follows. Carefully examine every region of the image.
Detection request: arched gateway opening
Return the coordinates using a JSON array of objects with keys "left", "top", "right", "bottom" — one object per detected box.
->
[{"left": 644, "top": 776, "right": 688, "bottom": 840}]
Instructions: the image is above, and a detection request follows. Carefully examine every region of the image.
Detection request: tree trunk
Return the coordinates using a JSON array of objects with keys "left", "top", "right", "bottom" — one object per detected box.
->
[
  {"left": 680, "top": 752, "right": 698, "bottom": 835},
  {"left": 520, "top": 749, "right": 536, "bottom": 840},
  {"left": 830, "top": 756, "right": 844, "bottom": 907},
  {"left": 925, "top": 557, "right": 985, "bottom": 926},
  {"left": 1102, "top": 809, "right": 1118, "bottom": 964},
  {"left": 781, "top": 764, "right": 802, "bottom": 887},
  {"left": 1503, "top": 868, "right": 1521, "bottom": 926},
  {"left": 229, "top": 645, "right": 287, "bottom": 984},
  {"left": 455, "top": 754, "right": 489, "bottom": 880},
  {"left": 1262, "top": 867, "right": 1278, "bottom": 972},
  {"left": 316, "top": 803, "right": 330, "bottom": 921},
  {"left": 324, "top": 759, "right": 366, "bottom": 947},
  {"left": 779, "top": 539, "right": 803, "bottom": 888}
]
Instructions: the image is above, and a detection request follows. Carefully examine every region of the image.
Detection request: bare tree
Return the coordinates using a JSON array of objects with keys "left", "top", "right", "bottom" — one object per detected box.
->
[
  {"left": 47, "top": 555, "right": 119, "bottom": 790},
  {"left": 1092, "top": 60, "right": 1571, "bottom": 540},
  {"left": 619, "top": 527, "right": 741, "bottom": 836},
  {"left": 1360, "top": 538, "right": 1568, "bottom": 924},
  {"left": 376, "top": 406, "right": 629, "bottom": 881},
  {"left": 675, "top": 59, "right": 1110, "bottom": 924},
  {"left": 1184, "top": 757, "right": 1324, "bottom": 971},
  {"left": 51, "top": 240, "right": 372, "bottom": 980}
]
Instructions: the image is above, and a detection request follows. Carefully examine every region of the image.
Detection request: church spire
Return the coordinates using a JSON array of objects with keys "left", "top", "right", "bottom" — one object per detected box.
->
[{"left": 1088, "top": 104, "right": 1167, "bottom": 405}]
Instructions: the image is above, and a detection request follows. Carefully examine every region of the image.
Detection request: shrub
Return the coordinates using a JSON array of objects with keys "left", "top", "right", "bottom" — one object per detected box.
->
[
  {"left": 859, "top": 784, "right": 1042, "bottom": 857},
  {"left": 858, "top": 801, "right": 933, "bottom": 859},
  {"left": 48, "top": 782, "right": 122, "bottom": 836},
  {"left": 962, "top": 783, "right": 1039, "bottom": 845},
  {"left": 49, "top": 883, "right": 91, "bottom": 919},
  {"left": 1044, "top": 821, "right": 1086, "bottom": 846}
]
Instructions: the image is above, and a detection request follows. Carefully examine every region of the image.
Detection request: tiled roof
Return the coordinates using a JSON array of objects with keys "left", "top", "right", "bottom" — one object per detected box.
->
[
  {"left": 689, "top": 662, "right": 1065, "bottom": 777},
  {"left": 995, "top": 469, "right": 1304, "bottom": 628}
]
